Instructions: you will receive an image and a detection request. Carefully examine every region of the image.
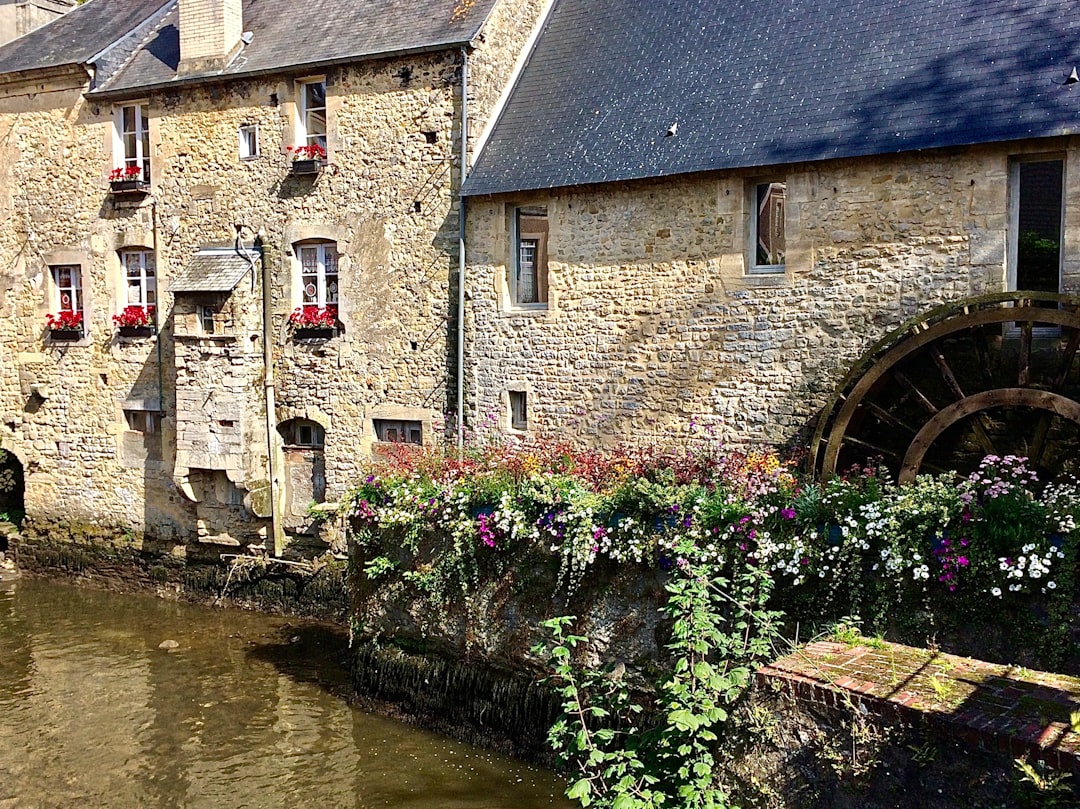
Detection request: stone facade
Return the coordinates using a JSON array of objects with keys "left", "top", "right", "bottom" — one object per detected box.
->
[
  {"left": 0, "top": 0, "right": 545, "bottom": 555},
  {"left": 0, "top": 0, "right": 72, "bottom": 48},
  {"left": 464, "top": 139, "right": 1080, "bottom": 447}
]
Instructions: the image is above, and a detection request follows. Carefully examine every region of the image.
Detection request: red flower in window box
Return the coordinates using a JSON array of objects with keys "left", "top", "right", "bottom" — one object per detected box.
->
[
  {"left": 46, "top": 310, "right": 83, "bottom": 333},
  {"left": 112, "top": 305, "right": 155, "bottom": 328},
  {"left": 288, "top": 305, "right": 338, "bottom": 329},
  {"left": 286, "top": 144, "right": 326, "bottom": 161},
  {"left": 109, "top": 166, "right": 143, "bottom": 182}
]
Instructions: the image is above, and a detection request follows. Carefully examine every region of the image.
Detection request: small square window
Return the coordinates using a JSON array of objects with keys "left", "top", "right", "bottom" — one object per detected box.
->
[
  {"left": 238, "top": 124, "right": 259, "bottom": 159},
  {"left": 124, "top": 409, "right": 160, "bottom": 433},
  {"left": 511, "top": 206, "right": 549, "bottom": 306},
  {"left": 750, "top": 181, "right": 786, "bottom": 273},
  {"left": 374, "top": 419, "right": 422, "bottom": 445},
  {"left": 509, "top": 391, "right": 528, "bottom": 431}
]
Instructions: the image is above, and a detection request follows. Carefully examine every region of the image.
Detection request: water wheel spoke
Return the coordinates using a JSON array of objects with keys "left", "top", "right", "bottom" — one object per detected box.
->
[
  {"left": 840, "top": 435, "right": 901, "bottom": 460},
  {"left": 1051, "top": 327, "right": 1080, "bottom": 392},
  {"left": 861, "top": 400, "right": 917, "bottom": 434},
  {"left": 929, "top": 346, "right": 966, "bottom": 401},
  {"left": 892, "top": 370, "right": 939, "bottom": 415},
  {"left": 972, "top": 329, "right": 996, "bottom": 389},
  {"left": 968, "top": 418, "right": 998, "bottom": 458},
  {"left": 1029, "top": 413, "right": 1055, "bottom": 467},
  {"left": 1018, "top": 321, "right": 1033, "bottom": 387}
]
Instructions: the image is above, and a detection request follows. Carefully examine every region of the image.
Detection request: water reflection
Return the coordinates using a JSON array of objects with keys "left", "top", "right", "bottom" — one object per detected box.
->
[{"left": 0, "top": 578, "right": 572, "bottom": 808}]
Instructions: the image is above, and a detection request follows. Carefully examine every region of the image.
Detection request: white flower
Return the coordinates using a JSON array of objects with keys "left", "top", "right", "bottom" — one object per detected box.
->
[{"left": 990, "top": 587, "right": 1002, "bottom": 597}]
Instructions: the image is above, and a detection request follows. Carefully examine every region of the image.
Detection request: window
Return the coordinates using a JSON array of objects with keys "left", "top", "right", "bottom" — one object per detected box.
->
[
  {"left": 200, "top": 305, "right": 216, "bottom": 335},
  {"left": 750, "top": 181, "right": 786, "bottom": 273},
  {"left": 280, "top": 419, "right": 325, "bottom": 448},
  {"left": 124, "top": 409, "right": 160, "bottom": 433},
  {"left": 509, "top": 391, "right": 528, "bottom": 431},
  {"left": 374, "top": 419, "right": 422, "bottom": 444},
  {"left": 298, "top": 80, "right": 327, "bottom": 150},
  {"left": 238, "top": 124, "right": 259, "bottom": 159},
  {"left": 1009, "top": 157, "right": 1064, "bottom": 297},
  {"left": 297, "top": 241, "right": 339, "bottom": 310},
  {"left": 120, "top": 249, "right": 156, "bottom": 316},
  {"left": 511, "top": 206, "right": 548, "bottom": 306},
  {"left": 52, "top": 264, "right": 83, "bottom": 323},
  {"left": 116, "top": 104, "right": 150, "bottom": 182}
]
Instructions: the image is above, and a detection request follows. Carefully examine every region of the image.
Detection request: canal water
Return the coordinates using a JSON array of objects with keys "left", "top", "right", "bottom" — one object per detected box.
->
[{"left": 0, "top": 577, "right": 574, "bottom": 808}]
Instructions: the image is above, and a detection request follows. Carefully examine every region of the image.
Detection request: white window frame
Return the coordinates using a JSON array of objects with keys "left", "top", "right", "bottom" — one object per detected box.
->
[
  {"left": 120, "top": 249, "right": 156, "bottom": 316},
  {"left": 297, "top": 79, "right": 327, "bottom": 150},
  {"left": 749, "top": 180, "right": 787, "bottom": 274},
  {"left": 1007, "top": 155, "right": 1065, "bottom": 294},
  {"left": 114, "top": 103, "right": 150, "bottom": 182},
  {"left": 52, "top": 264, "right": 83, "bottom": 318},
  {"left": 297, "top": 242, "right": 339, "bottom": 309},
  {"left": 200, "top": 305, "right": 216, "bottom": 335},
  {"left": 238, "top": 124, "right": 259, "bottom": 159},
  {"left": 510, "top": 206, "right": 549, "bottom": 308}
]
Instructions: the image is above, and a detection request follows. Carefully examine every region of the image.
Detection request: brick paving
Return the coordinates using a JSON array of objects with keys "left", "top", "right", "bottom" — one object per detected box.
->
[{"left": 758, "top": 639, "right": 1080, "bottom": 771}]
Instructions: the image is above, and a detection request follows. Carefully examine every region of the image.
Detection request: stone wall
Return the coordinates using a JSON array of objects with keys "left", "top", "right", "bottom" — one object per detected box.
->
[
  {"left": 464, "top": 137, "right": 1080, "bottom": 447},
  {"left": 0, "top": 0, "right": 546, "bottom": 556}
]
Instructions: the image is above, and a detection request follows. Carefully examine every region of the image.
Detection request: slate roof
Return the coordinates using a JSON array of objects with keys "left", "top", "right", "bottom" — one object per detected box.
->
[
  {"left": 0, "top": 0, "right": 170, "bottom": 77},
  {"left": 171, "top": 247, "right": 258, "bottom": 293},
  {"left": 463, "top": 0, "right": 1080, "bottom": 196},
  {"left": 94, "top": 0, "right": 498, "bottom": 95}
]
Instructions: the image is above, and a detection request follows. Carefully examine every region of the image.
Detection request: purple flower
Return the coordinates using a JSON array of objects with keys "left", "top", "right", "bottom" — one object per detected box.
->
[{"left": 780, "top": 507, "right": 796, "bottom": 520}]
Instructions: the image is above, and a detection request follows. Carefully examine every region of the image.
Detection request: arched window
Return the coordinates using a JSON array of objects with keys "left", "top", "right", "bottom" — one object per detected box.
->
[{"left": 279, "top": 418, "right": 325, "bottom": 449}]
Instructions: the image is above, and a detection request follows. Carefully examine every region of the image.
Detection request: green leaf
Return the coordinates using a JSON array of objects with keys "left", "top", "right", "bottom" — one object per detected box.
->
[
  {"left": 668, "top": 709, "right": 700, "bottom": 731},
  {"left": 567, "top": 778, "right": 592, "bottom": 801}
]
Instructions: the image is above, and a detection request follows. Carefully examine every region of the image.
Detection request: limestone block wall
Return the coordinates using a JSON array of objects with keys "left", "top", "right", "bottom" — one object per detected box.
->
[
  {"left": 0, "top": 0, "right": 546, "bottom": 552},
  {"left": 465, "top": 137, "right": 1080, "bottom": 448}
]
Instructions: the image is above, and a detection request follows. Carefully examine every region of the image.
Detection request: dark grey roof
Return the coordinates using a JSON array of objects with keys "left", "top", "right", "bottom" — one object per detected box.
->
[
  {"left": 0, "top": 0, "right": 171, "bottom": 77},
  {"left": 95, "top": 0, "right": 498, "bottom": 95},
  {"left": 463, "top": 0, "right": 1080, "bottom": 196},
  {"left": 171, "top": 247, "right": 257, "bottom": 293}
]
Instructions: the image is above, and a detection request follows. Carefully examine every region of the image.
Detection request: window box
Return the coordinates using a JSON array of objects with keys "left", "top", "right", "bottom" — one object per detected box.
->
[
  {"left": 292, "top": 326, "right": 336, "bottom": 340},
  {"left": 48, "top": 328, "right": 82, "bottom": 342},
  {"left": 289, "top": 158, "right": 326, "bottom": 176},
  {"left": 109, "top": 179, "right": 150, "bottom": 195},
  {"left": 118, "top": 325, "right": 153, "bottom": 338}
]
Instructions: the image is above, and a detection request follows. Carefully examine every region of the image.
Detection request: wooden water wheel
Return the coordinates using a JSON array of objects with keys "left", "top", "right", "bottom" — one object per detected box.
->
[{"left": 810, "top": 292, "right": 1080, "bottom": 483}]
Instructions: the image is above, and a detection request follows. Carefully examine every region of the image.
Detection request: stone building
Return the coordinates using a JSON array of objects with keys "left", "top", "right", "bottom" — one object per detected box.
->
[
  {"left": 461, "top": 0, "right": 1080, "bottom": 479},
  {"left": 0, "top": 0, "right": 545, "bottom": 555},
  {"left": 0, "top": 0, "right": 72, "bottom": 48}
]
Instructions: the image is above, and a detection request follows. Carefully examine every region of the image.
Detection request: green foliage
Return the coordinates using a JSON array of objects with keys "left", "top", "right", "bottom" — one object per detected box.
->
[
  {"left": 534, "top": 540, "right": 782, "bottom": 808},
  {"left": 1012, "top": 757, "right": 1074, "bottom": 808}
]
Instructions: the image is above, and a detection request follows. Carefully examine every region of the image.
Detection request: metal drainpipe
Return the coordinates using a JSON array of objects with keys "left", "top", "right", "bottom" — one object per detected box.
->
[
  {"left": 256, "top": 235, "right": 283, "bottom": 557},
  {"left": 456, "top": 46, "right": 468, "bottom": 448},
  {"left": 151, "top": 200, "right": 164, "bottom": 418}
]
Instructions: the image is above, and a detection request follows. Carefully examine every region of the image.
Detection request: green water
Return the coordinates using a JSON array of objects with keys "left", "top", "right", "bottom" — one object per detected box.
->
[{"left": 0, "top": 577, "right": 573, "bottom": 808}]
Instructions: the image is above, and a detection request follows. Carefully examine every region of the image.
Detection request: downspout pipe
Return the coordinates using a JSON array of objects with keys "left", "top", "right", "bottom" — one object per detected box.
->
[
  {"left": 456, "top": 46, "right": 468, "bottom": 448},
  {"left": 256, "top": 235, "right": 283, "bottom": 557}
]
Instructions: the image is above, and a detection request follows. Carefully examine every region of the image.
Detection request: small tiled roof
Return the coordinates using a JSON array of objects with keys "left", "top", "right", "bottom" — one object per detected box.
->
[
  {"left": 95, "top": 0, "right": 499, "bottom": 95},
  {"left": 463, "top": 0, "right": 1080, "bottom": 196},
  {"left": 0, "top": 0, "right": 170, "bottom": 77},
  {"left": 171, "top": 247, "right": 258, "bottom": 293}
]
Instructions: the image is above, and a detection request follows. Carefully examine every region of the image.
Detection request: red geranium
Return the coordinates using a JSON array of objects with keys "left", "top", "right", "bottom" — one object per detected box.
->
[
  {"left": 112, "top": 305, "right": 154, "bottom": 328},
  {"left": 46, "top": 310, "right": 83, "bottom": 331},
  {"left": 109, "top": 166, "right": 143, "bottom": 182},
  {"left": 289, "top": 305, "right": 338, "bottom": 328},
  {"left": 286, "top": 144, "right": 327, "bottom": 161}
]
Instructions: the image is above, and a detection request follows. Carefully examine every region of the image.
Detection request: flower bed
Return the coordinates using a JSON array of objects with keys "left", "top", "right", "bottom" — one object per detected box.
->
[{"left": 344, "top": 436, "right": 1080, "bottom": 662}]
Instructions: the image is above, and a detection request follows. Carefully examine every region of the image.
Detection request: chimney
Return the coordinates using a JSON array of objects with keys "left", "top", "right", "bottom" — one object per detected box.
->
[{"left": 177, "top": 0, "right": 244, "bottom": 75}]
